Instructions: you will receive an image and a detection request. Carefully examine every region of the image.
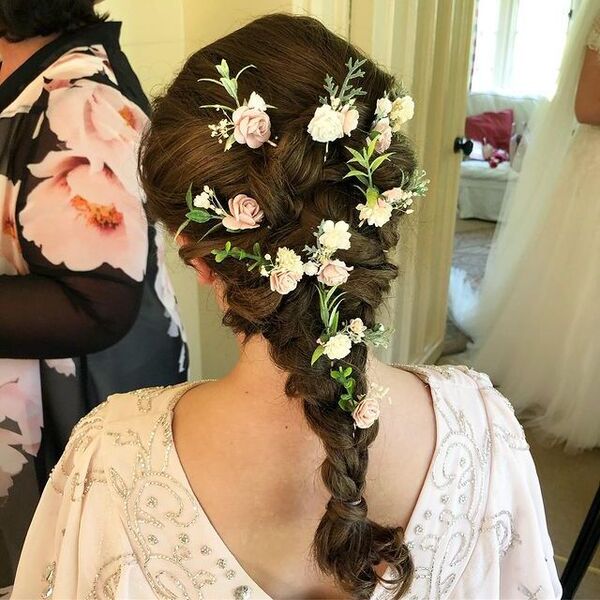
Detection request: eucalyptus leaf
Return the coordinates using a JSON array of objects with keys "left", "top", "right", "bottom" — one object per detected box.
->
[
  {"left": 174, "top": 219, "right": 190, "bottom": 240},
  {"left": 370, "top": 153, "right": 394, "bottom": 173},
  {"left": 185, "top": 184, "right": 194, "bottom": 211},
  {"left": 216, "top": 59, "right": 229, "bottom": 78},
  {"left": 186, "top": 209, "right": 212, "bottom": 224},
  {"left": 224, "top": 135, "right": 236, "bottom": 152},
  {"left": 311, "top": 345, "right": 325, "bottom": 366}
]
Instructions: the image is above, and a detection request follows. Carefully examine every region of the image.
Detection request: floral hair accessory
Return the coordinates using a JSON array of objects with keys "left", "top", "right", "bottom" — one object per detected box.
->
[
  {"left": 370, "top": 90, "right": 415, "bottom": 153},
  {"left": 345, "top": 133, "right": 429, "bottom": 227},
  {"left": 352, "top": 384, "right": 389, "bottom": 429},
  {"left": 199, "top": 59, "right": 276, "bottom": 151},
  {"left": 212, "top": 242, "right": 304, "bottom": 295},
  {"left": 307, "top": 57, "right": 367, "bottom": 156},
  {"left": 175, "top": 185, "right": 264, "bottom": 239},
  {"left": 209, "top": 218, "right": 389, "bottom": 428}
]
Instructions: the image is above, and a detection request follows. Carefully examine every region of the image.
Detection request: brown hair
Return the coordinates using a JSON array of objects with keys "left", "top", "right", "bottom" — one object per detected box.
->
[
  {"left": 0, "top": 0, "right": 106, "bottom": 42},
  {"left": 141, "top": 13, "right": 417, "bottom": 599}
]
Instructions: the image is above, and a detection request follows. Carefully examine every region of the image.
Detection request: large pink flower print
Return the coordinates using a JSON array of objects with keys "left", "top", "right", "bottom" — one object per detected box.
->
[
  {"left": 46, "top": 79, "right": 148, "bottom": 196},
  {"left": 0, "top": 175, "right": 28, "bottom": 276},
  {"left": 20, "top": 151, "right": 148, "bottom": 281},
  {"left": 0, "top": 360, "right": 43, "bottom": 497}
]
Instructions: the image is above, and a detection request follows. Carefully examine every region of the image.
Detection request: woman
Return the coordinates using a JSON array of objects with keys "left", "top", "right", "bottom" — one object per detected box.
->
[
  {"left": 0, "top": 0, "right": 187, "bottom": 583},
  {"left": 13, "top": 15, "right": 559, "bottom": 600},
  {"left": 469, "top": 0, "right": 600, "bottom": 451}
]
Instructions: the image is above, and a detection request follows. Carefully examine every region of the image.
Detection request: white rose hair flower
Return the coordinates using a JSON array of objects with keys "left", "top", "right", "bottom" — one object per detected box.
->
[
  {"left": 307, "top": 57, "right": 366, "bottom": 156},
  {"left": 199, "top": 59, "right": 276, "bottom": 151},
  {"left": 318, "top": 220, "right": 351, "bottom": 251}
]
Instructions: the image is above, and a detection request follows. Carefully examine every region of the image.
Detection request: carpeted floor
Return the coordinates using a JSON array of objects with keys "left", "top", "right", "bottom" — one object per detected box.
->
[{"left": 443, "top": 218, "right": 495, "bottom": 354}]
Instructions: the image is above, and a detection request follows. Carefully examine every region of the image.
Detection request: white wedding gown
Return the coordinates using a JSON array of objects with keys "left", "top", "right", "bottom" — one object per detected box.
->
[{"left": 470, "top": 7, "right": 600, "bottom": 451}]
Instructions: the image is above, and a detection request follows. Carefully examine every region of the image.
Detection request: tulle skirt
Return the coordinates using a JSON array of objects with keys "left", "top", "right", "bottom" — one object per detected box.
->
[{"left": 471, "top": 124, "right": 600, "bottom": 451}]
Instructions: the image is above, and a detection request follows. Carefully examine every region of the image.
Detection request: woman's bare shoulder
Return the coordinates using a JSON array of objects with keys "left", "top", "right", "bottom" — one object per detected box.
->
[{"left": 366, "top": 361, "right": 437, "bottom": 528}]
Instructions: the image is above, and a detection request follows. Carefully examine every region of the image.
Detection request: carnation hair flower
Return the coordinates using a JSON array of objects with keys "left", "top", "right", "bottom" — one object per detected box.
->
[
  {"left": 307, "top": 57, "right": 367, "bottom": 157},
  {"left": 176, "top": 185, "right": 264, "bottom": 239},
  {"left": 199, "top": 59, "right": 276, "bottom": 151},
  {"left": 323, "top": 333, "right": 353, "bottom": 360}
]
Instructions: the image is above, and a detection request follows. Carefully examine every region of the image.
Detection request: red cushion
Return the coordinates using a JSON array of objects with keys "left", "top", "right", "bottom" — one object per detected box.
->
[{"left": 465, "top": 109, "right": 514, "bottom": 152}]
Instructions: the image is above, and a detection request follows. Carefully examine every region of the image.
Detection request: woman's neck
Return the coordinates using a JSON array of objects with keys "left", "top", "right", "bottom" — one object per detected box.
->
[
  {"left": 0, "top": 34, "right": 60, "bottom": 84},
  {"left": 225, "top": 334, "right": 290, "bottom": 399}
]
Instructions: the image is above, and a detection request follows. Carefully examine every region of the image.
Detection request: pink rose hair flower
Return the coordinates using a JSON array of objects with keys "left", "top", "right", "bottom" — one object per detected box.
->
[
  {"left": 200, "top": 60, "right": 276, "bottom": 151},
  {"left": 232, "top": 106, "right": 272, "bottom": 149},
  {"left": 222, "top": 194, "right": 264, "bottom": 231}
]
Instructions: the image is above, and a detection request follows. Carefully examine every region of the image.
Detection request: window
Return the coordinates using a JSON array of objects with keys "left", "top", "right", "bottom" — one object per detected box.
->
[{"left": 471, "top": 0, "right": 573, "bottom": 98}]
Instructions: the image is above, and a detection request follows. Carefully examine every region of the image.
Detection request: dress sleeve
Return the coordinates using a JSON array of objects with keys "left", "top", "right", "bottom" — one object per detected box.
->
[
  {"left": 0, "top": 79, "right": 150, "bottom": 359},
  {"left": 469, "top": 370, "right": 562, "bottom": 600},
  {"left": 11, "top": 402, "right": 110, "bottom": 600},
  {"left": 587, "top": 13, "right": 600, "bottom": 53}
]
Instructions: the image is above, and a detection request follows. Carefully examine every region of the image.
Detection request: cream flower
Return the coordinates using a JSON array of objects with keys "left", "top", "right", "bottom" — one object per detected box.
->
[
  {"left": 389, "top": 95, "right": 415, "bottom": 130},
  {"left": 275, "top": 247, "right": 304, "bottom": 277},
  {"left": 319, "top": 220, "right": 351, "bottom": 251},
  {"left": 340, "top": 104, "right": 359, "bottom": 136},
  {"left": 323, "top": 333, "right": 353, "bottom": 360},
  {"left": 356, "top": 198, "right": 393, "bottom": 227},
  {"left": 193, "top": 191, "right": 211, "bottom": 209},
  {"left": 247, "top": 91, "right": 268, "bottom": 112},
  {"left": 232, "top": 106, "right": 272, "bottom": 148},
  {"left": 317, "top": 259, "right": 353, "bottom": 287},
  {"left": 373, "top": 117, "right": 392, "bottom": 153},
  {"left": 375, "top": 97, "right": 393, "bottom": 119},
  {"left": 307, "top": 104, "right": 345, "bottom": 143},
  {"left": 222, "top": 194, "right": 264, "bottom": 231},
  {"left": 348, "top": 318, "right": 367, "bottom": 340},
  {"left": 352, "top": 396, "right": 381, "bottom": 429},
  {"left": 303, "top": 261, "right": 319, "bottom": 276}
]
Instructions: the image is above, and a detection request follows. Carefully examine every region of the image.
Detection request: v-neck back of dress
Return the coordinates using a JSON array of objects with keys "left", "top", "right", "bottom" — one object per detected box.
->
[{"left": 12, "top": 365, "right": 561, "bottom": 600}]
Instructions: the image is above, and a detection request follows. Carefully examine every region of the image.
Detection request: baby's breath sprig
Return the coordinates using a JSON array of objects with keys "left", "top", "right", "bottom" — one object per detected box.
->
[{"left": 175, "top": 185, "right": 226, "bottom": 239}]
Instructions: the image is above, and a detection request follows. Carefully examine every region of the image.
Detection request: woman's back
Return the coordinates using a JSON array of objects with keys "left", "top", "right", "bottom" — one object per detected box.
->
[
  {"left": 13, "top": 363, "right": 559, "bottom": 599},
  {"left": 171, "top": 355, "right": 436, "bottom": 599}
]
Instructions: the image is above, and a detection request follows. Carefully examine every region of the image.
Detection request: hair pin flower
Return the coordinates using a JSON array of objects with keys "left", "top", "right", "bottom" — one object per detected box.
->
[
  {"left": 212, "top": 242, "right": 305, "bottom": 295},
  {"left": 344, "top": 132, "right": 429, "bottom": 227},
  {"left": 199, "top": 59, "right": 276, "bottom": 151},
  {"left": 370, "top": 91, "right": 415, "bottom": 152},
  {"left": 307, "top": 57, "right": 367, "bottom": 156},
  {"left": 175, "top": 185, "right": 264, "bottom": 239}
]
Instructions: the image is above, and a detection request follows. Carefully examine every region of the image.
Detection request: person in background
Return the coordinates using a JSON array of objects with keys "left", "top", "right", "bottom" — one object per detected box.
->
[
  {"left": 0, "top": 0, "right": 187, "bottom": 585},
  {"left": 468, "top": 0, "right": 600, "bottom": 451},
  {"left": 13, "top": 14, "right": 559, "bottom": 600}
]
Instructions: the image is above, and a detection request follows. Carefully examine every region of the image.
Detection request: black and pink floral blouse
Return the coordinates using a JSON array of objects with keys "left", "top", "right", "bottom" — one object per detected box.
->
[{"left": 0, "top": 22, "right": 187, "bottom": 582}]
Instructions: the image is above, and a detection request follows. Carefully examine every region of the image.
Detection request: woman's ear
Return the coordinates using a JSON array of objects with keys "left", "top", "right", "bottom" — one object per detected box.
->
[
  {"left": 188, "top": 257, "right": 215, "bottom": 285},
  {"left": 175, "top": 234, "right": 215, "bottom": 285}
]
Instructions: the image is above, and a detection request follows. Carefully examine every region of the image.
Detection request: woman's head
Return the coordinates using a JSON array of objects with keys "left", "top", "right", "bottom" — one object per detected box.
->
[
  {"left": 0, "top": 0, "right": 106, "bottom": 42},
  {"left": 142, "top": 13, "right": 418, "bottom": 599}
]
